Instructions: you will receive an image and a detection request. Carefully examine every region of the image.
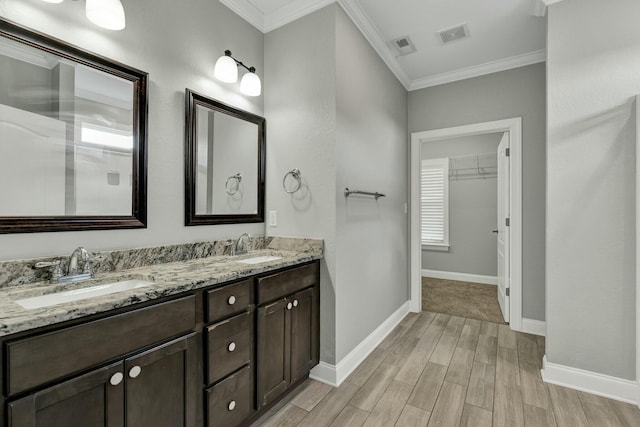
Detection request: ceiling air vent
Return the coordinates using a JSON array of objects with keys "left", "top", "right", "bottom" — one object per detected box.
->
[
  {"left": 389, "top": 36, "right": 416, "bottom": 56},
  {"left": 437, "top": 24, "right": 470, "bottom": 44}
]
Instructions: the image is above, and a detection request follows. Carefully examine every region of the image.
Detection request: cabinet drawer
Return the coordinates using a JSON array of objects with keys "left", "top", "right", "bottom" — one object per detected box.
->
[
  {"left": 256, "top": 262, "right": 318, "bottom": 304},
  {"left": 207, "top": 364, "right": 252, "bottom": 427},
  {"left": 206, "top": 279, "right": 252, "bottom": 323},
  {"left": 6, "top": 295, "right": 196, "bottom": 396},
  {"left": 206, "top": 311, "right": 252, "bottom": 385}
]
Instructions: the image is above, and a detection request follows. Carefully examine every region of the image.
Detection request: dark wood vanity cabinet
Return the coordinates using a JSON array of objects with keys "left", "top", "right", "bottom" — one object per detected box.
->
[
  {"left": 205, "top": 261, "right": 320, "bottom": 425},
  {"left": 204, "top": 278, "right": 255, "bottom": 427},
  {"left": 7, "top": 334, "right": 197, "bottom": 427},
  {"left": 256, "top": 264, "right": 320, "bottom": 410},
  {"left": 1, "top": 260, "right": 320, "bottom": 427},
  {"left": 290, "top": 287, "right": 319, "bottom": 384},
  {"left": 124, "top": 335, "right": 197, "bottom": 427},
  {"left": 7, "top": 362, "right": 124, "bottom": 427},
  {"left": 4, "top": 296, "right": 198, "bottom": 427}
]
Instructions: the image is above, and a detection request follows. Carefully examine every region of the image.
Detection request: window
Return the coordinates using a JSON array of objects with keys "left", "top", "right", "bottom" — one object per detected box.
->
[
  {"left": 421, "top": 158, "right": 449, "bottom": 248},
  {"left": 81, "top": 123, "right": 134, "bottom": 151}
]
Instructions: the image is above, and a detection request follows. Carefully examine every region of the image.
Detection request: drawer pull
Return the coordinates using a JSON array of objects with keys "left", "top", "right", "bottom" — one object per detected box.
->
[
  {"left": 228, "top": 342, "right": 236, "bottom": 352},
  {"left": 109, "top": 372, "right": 123, "bottom": 386},
  {"left": 293, "top": 299, "right": 299, "bottom": 307},
  {"left": 129, "top": 366, "right": 142, "bottom": 378},
  {"left": 228, "top": 400, "right": 236, "bottom": 411},
  {"left": 228, "top": 295, "right": 236, "bottom": 305},
  {"left": 287, "top": 302, "right": 293, "bottom": 310}
]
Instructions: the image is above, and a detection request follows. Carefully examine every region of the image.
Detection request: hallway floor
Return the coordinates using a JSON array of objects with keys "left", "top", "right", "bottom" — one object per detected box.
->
[
  {"left": 251, "top": 311, "right": 640, "bottom": 427},
  {"left": 422, "top": 277, "right": 505, "bottom": 324}
]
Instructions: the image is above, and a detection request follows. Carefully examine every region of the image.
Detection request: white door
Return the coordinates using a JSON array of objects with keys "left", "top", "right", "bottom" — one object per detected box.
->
[{"left": 497, "top": 132, "right": 510, "bottom": 323}]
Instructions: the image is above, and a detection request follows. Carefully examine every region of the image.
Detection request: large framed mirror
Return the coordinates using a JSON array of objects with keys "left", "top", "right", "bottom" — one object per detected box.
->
[
  {"left": 185, "top": 89, "right": 265, "bottom": 225},
  {"left": 0, "top": 18, "right": 148, "bottom": 234}
]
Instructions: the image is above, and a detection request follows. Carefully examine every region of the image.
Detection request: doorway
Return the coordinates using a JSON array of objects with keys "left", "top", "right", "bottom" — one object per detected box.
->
[{"left": 410, "top": 118, "right": 523, "bottom": 330}]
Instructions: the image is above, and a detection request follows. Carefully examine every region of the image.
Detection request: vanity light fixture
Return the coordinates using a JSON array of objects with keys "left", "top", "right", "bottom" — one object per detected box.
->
[
  {"left": 86, "top": 0, "right": 126, "bottom": 31},
  {"left": 40, "top": 0, "right": 126, "bottom": 31},
  {"left": 214, "top": 50, "right": 262, "bottom": 97}
]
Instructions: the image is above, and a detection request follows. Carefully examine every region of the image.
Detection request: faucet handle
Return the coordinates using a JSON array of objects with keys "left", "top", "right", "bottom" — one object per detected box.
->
[
  {"left": 34, "top": 260, "right": 63, "bottom": 283},
  {"left": 82, "top": 252, "right": 104, "bottom": 275},
  {"left": 224, "top": 240, "right": 236, "bottom": 256}
]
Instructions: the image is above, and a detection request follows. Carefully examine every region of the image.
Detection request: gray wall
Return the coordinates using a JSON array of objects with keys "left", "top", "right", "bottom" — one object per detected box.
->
[
  {"left": 409, "top": 63, "right": 546, "bottom": 321},
  {"left": 0, "top": 55, "right": 53, "bottom": 116},
  {"left": 546, "top": 0, "right": 637, "bottom": 380},
  {"left": 265, "top": 4, "right": 408, "bottom": 364},
  {"left": 264, "top": 6, "right": 338, "bottom": 364},
  {"left": 334, "top": 6, "right": 408, "bottom": 362},
  {"left": 0, "top": 0, "right": 265, "bottom": 260},
  {"left": 421, "top": 133, "right": 501, "bottom": 277}
]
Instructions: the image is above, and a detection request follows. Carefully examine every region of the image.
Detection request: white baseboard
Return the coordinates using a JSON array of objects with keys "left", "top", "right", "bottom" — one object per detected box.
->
[
  {"left": 422, "top": 269, "right": 497, "bottom": 286},
  {"left": 521, "top": 318, "right": 546, "bottom": 336},
  {"left": 541, "top": 356, "right": 638, "bottom": 405},
  {"left": 309, "top": 301, "right": 411, "bottom": 387}
]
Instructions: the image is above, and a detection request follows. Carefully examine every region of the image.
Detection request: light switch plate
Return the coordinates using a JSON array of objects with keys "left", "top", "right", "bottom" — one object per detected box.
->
[{"left": 269, "top": 210, "right": 277, "bottom": 227}]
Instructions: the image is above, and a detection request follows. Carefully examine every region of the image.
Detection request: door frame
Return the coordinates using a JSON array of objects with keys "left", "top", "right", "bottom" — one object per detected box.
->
[
  {"left": 635, "top": 95, "right": 640, "bottom": 408},
  {"left": 409, "top": 117, "right": 523, "bottom": 331}
]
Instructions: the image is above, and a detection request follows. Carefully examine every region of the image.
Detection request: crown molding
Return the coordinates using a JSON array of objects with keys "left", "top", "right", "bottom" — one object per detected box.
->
[
  {"left": 264, "top": 0, "right": 335, "bottom": 33},
  {"left": 409, "top": 49, "right": 546, "bottom": 91},
  {"left": 219, "top": 0, "right": 265, "bottom": 32},
  {"left": 220, "top": 0, "right": 547, "bottom": 92},
  {"left": 220, "top": 0, "right": 336, "bottom": 33},
  {"left": 337, "top": 0, "right": 410, "bottom": 89},
  {"left": 531, "top": 0, "right": 547, "bottom": 17}
]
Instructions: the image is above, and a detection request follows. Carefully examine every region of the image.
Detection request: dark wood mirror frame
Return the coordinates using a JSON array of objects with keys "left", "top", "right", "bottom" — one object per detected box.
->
[
  {"left": 0, "top": 18, "right": 148, "bottom": 234},
  {"left": 184, "top": 89, "right": 265, "bottom": 226}
]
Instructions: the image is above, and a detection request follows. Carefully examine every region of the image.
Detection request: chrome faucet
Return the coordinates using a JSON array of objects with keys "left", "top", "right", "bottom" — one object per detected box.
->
[
  {"left": 234, "top": 233, "right": 251, "bottom": 255},
  {"left": 36, "top": 246, "right": 94, "bottom": 284},
  {"left": 68, "top": 246, "right": 89, "bottom": 276},
  {"left": 61, "top": 246, "right": 93, "bottom": 283}
]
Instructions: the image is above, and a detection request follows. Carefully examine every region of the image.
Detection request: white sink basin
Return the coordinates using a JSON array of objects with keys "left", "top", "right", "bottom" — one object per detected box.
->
[
  {"left": 15, "top": 279, "right": 155, "bottom": 310},
  {"left": 237, "top": 255, "right": 283, "bottom": 265}
]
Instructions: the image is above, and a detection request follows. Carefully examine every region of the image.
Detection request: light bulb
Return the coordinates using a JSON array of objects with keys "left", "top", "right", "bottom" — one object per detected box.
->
[
  {"left": 40, "top": 0, "right": 64, "bottom": 3},
  {"left": 240, "top": 71, "right": 261, "bottom": 97},
  {"left": 86, "top": 0, "right": 126, "bottom": 31},
  {"left": 214, "top": 55, "right": 238, "bottom": 83}
]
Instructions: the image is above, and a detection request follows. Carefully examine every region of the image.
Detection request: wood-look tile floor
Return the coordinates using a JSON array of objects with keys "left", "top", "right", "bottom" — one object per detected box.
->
[{"left": 251, "top": 311, "right": 640, "bottom": 427}]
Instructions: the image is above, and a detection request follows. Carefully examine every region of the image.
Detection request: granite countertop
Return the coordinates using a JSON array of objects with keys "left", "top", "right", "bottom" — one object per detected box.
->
[{"left": 0, "top": 243, "right": 322, "bottom": 337}]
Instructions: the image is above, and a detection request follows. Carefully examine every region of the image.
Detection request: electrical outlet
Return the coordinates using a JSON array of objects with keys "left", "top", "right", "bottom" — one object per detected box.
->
[{"left": 269, "top": 210, "right": 277, "bottom": 227}]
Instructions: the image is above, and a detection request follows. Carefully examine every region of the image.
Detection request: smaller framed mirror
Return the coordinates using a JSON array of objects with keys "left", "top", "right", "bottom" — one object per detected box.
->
[{"left": 184, "top": 89, "right": 265, "bottom": 225}]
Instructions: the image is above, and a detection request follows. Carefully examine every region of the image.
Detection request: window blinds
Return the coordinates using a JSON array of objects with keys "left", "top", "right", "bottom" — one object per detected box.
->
[{"left": 421, "top": 158, "right": 449, "bottom": 245}]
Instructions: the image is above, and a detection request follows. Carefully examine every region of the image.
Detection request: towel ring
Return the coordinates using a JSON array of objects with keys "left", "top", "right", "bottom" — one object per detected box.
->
[
  {"left": 225, "top": 173, "right": 242, "bottom": 195},
  {"left": 282, "top": 168, "right": 302, "bottom": 194}
]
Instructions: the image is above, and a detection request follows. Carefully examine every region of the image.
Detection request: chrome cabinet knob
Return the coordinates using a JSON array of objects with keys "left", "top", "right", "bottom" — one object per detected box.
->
[
  {"left": 228, "top": 342, "right": 236, "bottom": 352},
  {"left": 287, "top": 302, "right": 292, "bottom": 310},
  {"left": 228, "top": 400, "right": 236, "bottom": 411},
  {"left": 109, "top": 372, "right": 123, "bottom": 386},
  {"left": 129, "top": 366, "right": 142, "bottom": 378},
  {"left": 228, "top": 295, "right": 236, "bottom": 305},
  {"left": 293, "top": 299, "right": 299, "bottom": 307}
]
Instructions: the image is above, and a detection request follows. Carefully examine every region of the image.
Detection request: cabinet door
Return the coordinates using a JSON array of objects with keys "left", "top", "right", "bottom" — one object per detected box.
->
[
  {"left": 125, "top": 334, "right": 197, "bottom": 427},
  {"left": 7, "top": 362, "right": 124, "bottom": 427},
  {"left": 290, "top": 287, "right": 319, "bottom": 384},
  {"left": 256, "top": 298, "right": 290, "bottom": 409}
]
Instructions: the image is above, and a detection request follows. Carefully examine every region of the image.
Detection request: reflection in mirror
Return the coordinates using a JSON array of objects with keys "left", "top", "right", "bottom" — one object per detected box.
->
[
  {"left": 185, "top": 89, "right": 265, "bottom": 225},
  {"left": 0, "top": 19, "right": 147, "bottom": 233},
  {"left": 194, "top": 105, "right": 258, "bottom": 215}
]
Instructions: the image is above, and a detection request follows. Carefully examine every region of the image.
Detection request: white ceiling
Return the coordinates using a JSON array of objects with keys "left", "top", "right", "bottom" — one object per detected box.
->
[{"left": 219, "top": 0, "right": 552, "bottom": 90}]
